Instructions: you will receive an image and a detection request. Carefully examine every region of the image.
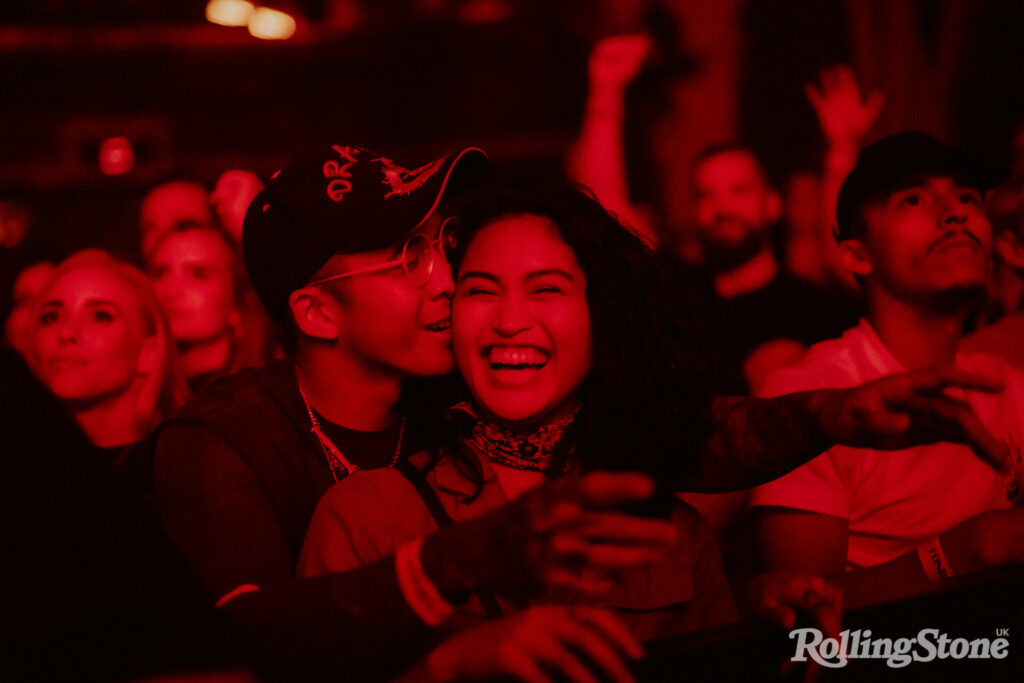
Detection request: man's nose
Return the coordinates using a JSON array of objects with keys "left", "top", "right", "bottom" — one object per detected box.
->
[
  {"left": 425, "top": 252, "right": 455, "bottom": 300},
  {"left": 939, "top": 196, "right": 968, "bottom": 225}
]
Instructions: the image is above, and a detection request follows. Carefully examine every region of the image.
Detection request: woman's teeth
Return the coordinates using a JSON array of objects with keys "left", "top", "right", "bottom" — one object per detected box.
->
[{"left": 486, "top": 346, "right": 549, "bottom": 369}]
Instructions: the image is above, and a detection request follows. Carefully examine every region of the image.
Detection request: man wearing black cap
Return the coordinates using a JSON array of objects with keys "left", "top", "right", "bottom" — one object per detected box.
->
[
  {"left": 155, "top": 144, "right": 484, "bottom": 596},
  {"left": 151, "top": 144, "right": 695, "bottom": 681},
  {"left": 752, "top": 131, "right": 1024, "bottom": 605}
]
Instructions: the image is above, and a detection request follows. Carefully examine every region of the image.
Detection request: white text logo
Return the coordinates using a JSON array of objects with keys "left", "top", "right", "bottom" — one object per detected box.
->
[{"left": 790, "top": 628, "right": 1010, "bottom": 668}]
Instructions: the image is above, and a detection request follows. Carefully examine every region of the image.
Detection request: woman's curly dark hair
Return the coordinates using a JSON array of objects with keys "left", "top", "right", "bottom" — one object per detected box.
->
[{"left": 448, "top": 175, "right": 712, "bottom": 482}]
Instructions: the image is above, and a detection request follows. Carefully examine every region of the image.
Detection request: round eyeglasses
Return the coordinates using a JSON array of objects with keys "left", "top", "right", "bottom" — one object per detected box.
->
[{"left": 307, "top": 217, "right": 458, "bottom": 288}]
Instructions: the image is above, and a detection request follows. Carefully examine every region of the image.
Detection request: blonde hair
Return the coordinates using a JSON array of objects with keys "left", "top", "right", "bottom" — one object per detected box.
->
[{"left": 33, "top": 249, "right": 190, "bottom": 437}]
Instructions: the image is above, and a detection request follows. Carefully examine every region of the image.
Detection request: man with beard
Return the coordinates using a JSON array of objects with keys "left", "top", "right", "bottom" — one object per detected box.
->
[
  {"left": 674, "top": 143, "right": 859, "bottom": 395},
  {"left": 752, "top": 132, "right": 1024, "bottom": 606}
]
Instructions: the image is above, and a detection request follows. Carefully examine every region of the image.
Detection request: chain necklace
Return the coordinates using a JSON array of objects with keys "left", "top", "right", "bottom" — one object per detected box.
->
[{"left": 297, "top": 383, "right": 405, "bottom": 483}]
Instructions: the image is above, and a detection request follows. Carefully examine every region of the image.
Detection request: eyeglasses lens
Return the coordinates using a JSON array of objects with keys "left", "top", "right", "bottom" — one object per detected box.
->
[
  {"left": 440, "top": 222, "right": 458, "bottom": 259},
  {"left": 401, "top": 235, "right": 433, "bottom": 285}
]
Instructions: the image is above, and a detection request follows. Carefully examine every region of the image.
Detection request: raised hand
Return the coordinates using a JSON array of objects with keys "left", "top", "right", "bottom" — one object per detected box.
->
[
  {"left": 588, "top": 34, "right": 652, "bottom": 94},
  {"left": 415, "top": 605, "right": 642, "bottom": 683},
  {"left": 805, "top": 65, "right": 884, "bottom": 149},
  {"left": 814, "top": 366, "right": 1010, "bottom": 472}
]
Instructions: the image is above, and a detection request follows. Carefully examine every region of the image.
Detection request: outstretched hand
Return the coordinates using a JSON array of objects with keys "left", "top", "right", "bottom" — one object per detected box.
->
[
  {"left": 815, "top": 366, "right": 1010, "bottom": 472},
  {"left": 806, "top": 65, "right": 884, "bottom": 149},
  {"left": 588, "top": 34, "right": 652, "bottom": 93},
  {"left": 418, "top": 605, "right": 642, "bottom": 683}
]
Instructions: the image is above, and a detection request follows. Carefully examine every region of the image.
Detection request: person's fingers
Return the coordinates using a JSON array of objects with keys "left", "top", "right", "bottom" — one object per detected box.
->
[
  {"left": 757, "top": 595, "right": 797, "bottom": 630},
  {"left": 531, "top": 500, "right": 584, "bottom": 534},
  {"left": 864, "top": 409, "right": 911, "bottom": 436},
  {"left": 573, "top": 606, "right": 645, "bottom": 660},
  {"left": 832, "top": 66, "right": 852, "bottom": 93},
  {"left": 575, "top": 542, "right": 668, "bottom": 570},
  {"left": 577, "top": 471, "right": 655, "bottom": 507},
  {"left": 590, "top": 34, "right": 652, "bottom": 82},
  {"left": 575, "top": 512, "right": 679, "bottom": 546},
  {"left": 613, "top": 34, "right": 652, "bottom": 59},
  {"left": 754, "top": 573, "right": 842, "bottom": 634},
  {"left": 799, "top": 590, "right": 836, "bottom": 637},
  {"left": 819, "top": 66, "right": 838, "bottom": 92},
  {"left": 549, "top": 532, "right": 667, "bottom": 572},
  {"left": 893, "top": 366, "right": 1004, "bottom": 397},
  {"left": 520, "top": 626, "right": 601, "bottom": 683},
  {"left": 936, "top": 366, "right": 1004, "bottom": 393},
  {"left": 499, "top": 643, "right": 555, "bottom": 683},
  {"left": 547, "top": 611, "right": 637, "bottom": 683},
  {"left": 919, "top": 395, "right": 1010, "bottom": 472},
  {"left": 544, "top": 568, "right": 617, "bottom": 599}
]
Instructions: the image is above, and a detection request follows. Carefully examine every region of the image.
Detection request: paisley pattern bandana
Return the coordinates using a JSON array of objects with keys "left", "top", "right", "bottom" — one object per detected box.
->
[{"left": 448, "top": 402, "right": 578, "bottom": 474}]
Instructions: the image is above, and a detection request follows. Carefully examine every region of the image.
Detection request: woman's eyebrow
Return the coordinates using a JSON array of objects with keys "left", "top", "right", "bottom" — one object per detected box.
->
[
  {"left": 457, "top": 271, "right": 499, "bottom": 284},
  {"left": 86, "top": 299, "right": 124, "bottom": 313},
  {"left": 525, "top": 269, "right": 574, "bottom": 281}
]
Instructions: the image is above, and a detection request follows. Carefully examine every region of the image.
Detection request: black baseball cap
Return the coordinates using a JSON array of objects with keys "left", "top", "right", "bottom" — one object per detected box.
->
[
  {"left": 243, "top": 143, "right": 488, "bottom": 318},
  {"left": 835, "top": 131, "right": 1009, "bottom": 240}
]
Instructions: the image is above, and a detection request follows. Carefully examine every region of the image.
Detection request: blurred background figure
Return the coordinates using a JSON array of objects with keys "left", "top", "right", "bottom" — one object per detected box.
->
[
  {"left": 211, "top": 169, "right": 265, "bottom": 246},
  {"left": 570, "top": 35, "right": 873, "bottom": 396},
  {"left": 4, "top": 259, "right": 55, "bottom": 358},
  {"left": 29, "top": 249, "right": 188, "bottom": 495},
  {"left": 146, "top": 220, "right": 275, "bottom": 392},
  {"left": 964, "top": 126, "right": 1024, "bottom": 369},
  {"left": 140, "top": 179, "right": 214, "bottom": 256}
]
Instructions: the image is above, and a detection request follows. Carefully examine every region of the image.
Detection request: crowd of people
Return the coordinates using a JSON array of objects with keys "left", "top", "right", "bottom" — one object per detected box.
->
[{"left": 3, "top": 34, "right": 1024, "bottom": 683}]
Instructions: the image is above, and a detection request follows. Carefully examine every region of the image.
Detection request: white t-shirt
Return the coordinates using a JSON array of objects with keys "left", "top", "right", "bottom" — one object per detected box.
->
[{"left": 750, "top": 319, "right": 1022, "bottom": 569}]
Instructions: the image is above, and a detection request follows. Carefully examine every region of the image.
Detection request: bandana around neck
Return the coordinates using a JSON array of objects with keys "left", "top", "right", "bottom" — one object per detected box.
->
[{"left": 449, "top": 402, "right": 579, "bottom": 474}]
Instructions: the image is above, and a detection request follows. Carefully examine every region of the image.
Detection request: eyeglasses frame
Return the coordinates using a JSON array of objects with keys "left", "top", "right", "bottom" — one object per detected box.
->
[{"left": 305, "top": 217, "right": 456, "bottom": 288}]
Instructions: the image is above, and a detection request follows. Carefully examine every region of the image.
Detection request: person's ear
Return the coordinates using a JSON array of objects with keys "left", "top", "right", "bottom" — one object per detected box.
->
[
  {"left": 995, "top": 230, "right": 1024, "bottom": 269},
  {"left": 840, "top": 239, "right": 873, "bottom": 276},
  {"left": 136, "top": 335, "right": 159, "bottom": 375},
  {"left": 288, "top": 288, "right": 341, "bottom": 341}
]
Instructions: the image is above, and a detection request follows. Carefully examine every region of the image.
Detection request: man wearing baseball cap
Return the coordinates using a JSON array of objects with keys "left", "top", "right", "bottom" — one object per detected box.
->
[
  {"left": 153, "top": 144, "right": 494, "bottom": 677},
  {"left": 151, "top": 145, "right": 696, "bottom": 681},
  {"left": 752, "top": 131, "right": 1024, "bottom": 605}
]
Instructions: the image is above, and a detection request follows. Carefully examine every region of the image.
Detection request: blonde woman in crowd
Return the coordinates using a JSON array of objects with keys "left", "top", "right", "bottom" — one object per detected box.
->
[{"left": 30, "top": 249, "right": 189, "bottom": 494}]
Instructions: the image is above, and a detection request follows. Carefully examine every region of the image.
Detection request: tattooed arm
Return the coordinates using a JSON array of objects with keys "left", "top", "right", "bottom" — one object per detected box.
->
[
  {"left": 680, "top": 367, "right": 1010, "bottom": 493},
  {"left": 681, "top": 393, "right": 830, "bottom": 492}
]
